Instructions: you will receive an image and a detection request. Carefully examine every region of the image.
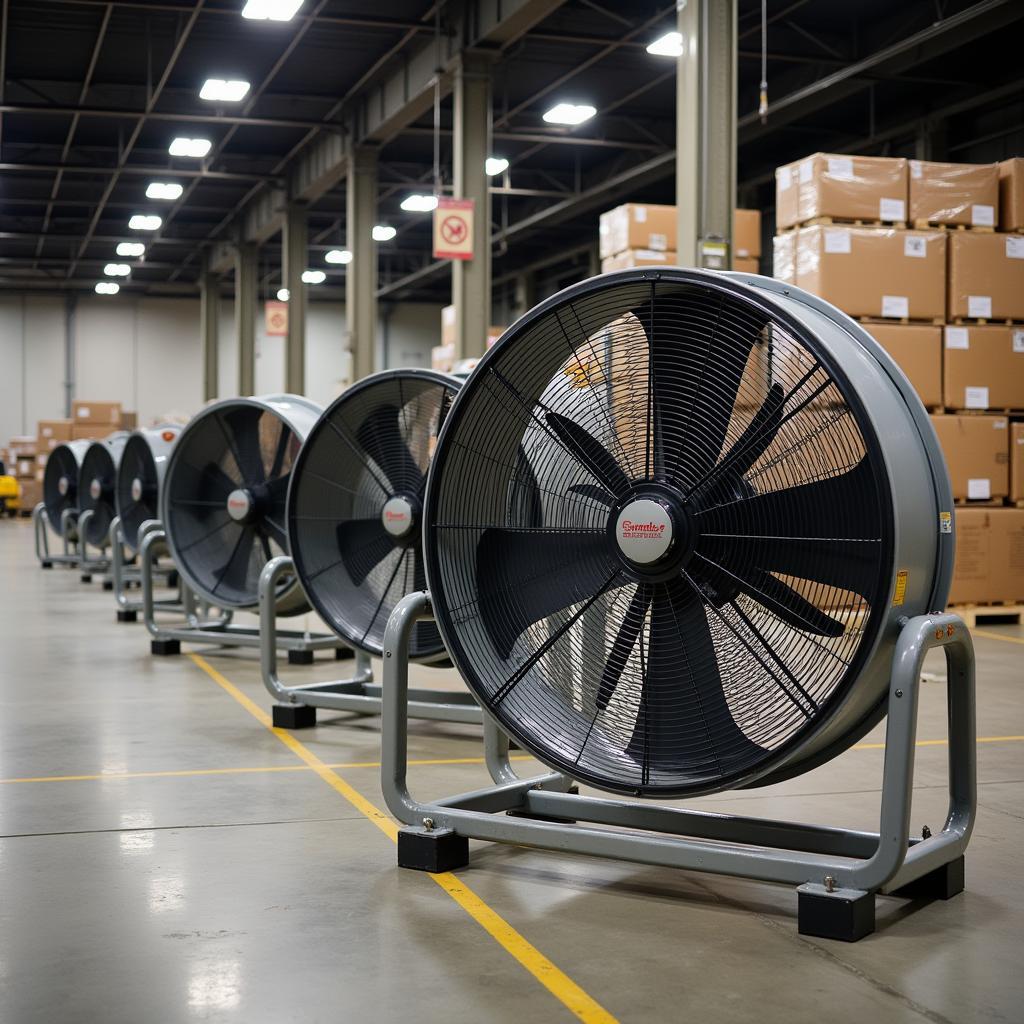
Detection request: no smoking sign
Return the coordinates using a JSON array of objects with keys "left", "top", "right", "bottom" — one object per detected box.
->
[{"left": 433, "top": 197, "right": 475, "bottom": 261}]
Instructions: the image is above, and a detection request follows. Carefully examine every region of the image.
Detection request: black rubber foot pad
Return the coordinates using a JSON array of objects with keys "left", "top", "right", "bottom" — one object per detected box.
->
[
  {"left": 41, "top": 561, "right": 53, "bottom": 569},
  {"left": 287, "top": 649, "right": 315, "bottom": 666},
  {"left": 798, "top": 889, "right": 875, "bottom": 942},
  {"left": 335, "top": 647, "right": 355, "bottom": 661},
  {"left": 80, "top": 574, "right": 92, "bottom": 583},
  {"left": 151, "top": 638, "right": 181, "bottom": 656},
  {"left": 117, "top": 610, "right": 138, "bottom": 623},
  {"left": 102, "top": 580, "right": 114, "bottom": 591},
  {"left": 272, "top": 704, "right": 316, "bottom": 729},
  {"left": 398, "top": 828, "right": 469, "bottom": 873},
  {"left": 892, "top": 855, "right": 965, "bottom": 901}
]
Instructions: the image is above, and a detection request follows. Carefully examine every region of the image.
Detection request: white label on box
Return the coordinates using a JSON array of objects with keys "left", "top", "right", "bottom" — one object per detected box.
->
[
  {"left": 647, "top": 232, "right": 667, "bottom": 252},
  {"left": 1006, "top": 236, "right": 1024, "bottom": 259},
  {"left": 945, "top": 326, "right": 969, "bottom": 349},
  {"left": 824, "top": 229, "right": 851, "bottom": 254},
  {"left": 882, "top": 295, "right": 909, "bottom": 318},
  {"left": 965, "top": 386, "right": 989, "bottom": 409},
  {"left": 635, "top": 250, "right": 668, "bottom": 261},
  {"left": 971, "top": 204, "right": 995, "bottom": 227},
  {"left": 967, "top": 478, "right": 991, "bottom": 500},
  {"left": 904, "top": 234, "right": 926, "bottom": 258},
  {"left": 1013, "top": 330, "right": 1024, "bottom": 353},
  {"left": 799, "top": 160, "right": 813, "bottom": 183},
  {"left": 967, "top": 295, "right": 992, "bottom": 318},
  {"left": 881, "top": 197, "right": 906, "bottom": 221},
  {"left": 828, "top": 156, "right": 854, "bottom": 181},
  {"left": 633, "top": 206, "right": 647, "bottom": 223},
  {"left": 910, "top": 160, "right": 923, "bottom": 179},
  {"left": 995, "top": 419, "right": 1007, "bottom": 429},
  {"left": 77, "top": 406, "right": 90, "bottom": 418},
  {"left": 779, "top": 166, "right": 792, "bottom": 190},
  {"left": 41, "top": 427, "right": 52, "bottom": 437}
]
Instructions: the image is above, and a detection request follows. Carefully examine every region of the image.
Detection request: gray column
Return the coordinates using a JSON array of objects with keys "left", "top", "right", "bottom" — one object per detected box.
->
[
  {"left": 346, "top": 145, "right": 378, "bottom": 383},
  {"left": 452, "top": 51, "right": 492, "bottom": 361},
  {"left": 513, "top": 271, "right": 535, "bottom": 320},
  {"left": 199, "top": 257, "right": 219, "bottom": 402},
  {"left": 235, "top": 242, "right": 257, "bottom": 396},
  {"left": 283, "top": 200, "right": 307, "bottom": 395},
  {"left": 676, "top": 0, "right": 736, "bottom": 269}
]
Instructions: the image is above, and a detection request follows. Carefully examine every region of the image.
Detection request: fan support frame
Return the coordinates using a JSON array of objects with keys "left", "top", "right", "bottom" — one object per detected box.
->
[
  {"left": 32, "top": 502, "right": 80, "bottom": 569},
  {"left": 381, "top": 591, "right": 976, "bottom": 943},
  {"left": 258, "top": 555, "right": 484, "bottom": 728},
  {"left": 75, "top": 508, "right": 113, "bottom": 584},
  {"left": 108, "top": 515, "right": 184, "bottom": 622}
]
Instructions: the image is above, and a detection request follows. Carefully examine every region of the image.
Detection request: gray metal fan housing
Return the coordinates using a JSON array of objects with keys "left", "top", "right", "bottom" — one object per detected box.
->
[
  {"left": 42, "top": 439, "right": 92, "bottom": 538},
  {"left": 115, "top": 425, "right": 181, "bottom": 553},
  {"left": 77, "top": 433, "right": 129, "bottom": 549}
]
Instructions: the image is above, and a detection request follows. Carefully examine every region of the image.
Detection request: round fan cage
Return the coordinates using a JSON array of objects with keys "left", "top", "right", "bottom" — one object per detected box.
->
[
  {"left": 287, "top": 369, "right": 460, "bottom": 660},
  {"left": 423, "top": 269, "right": 952, "bottom": 799},
  {"left": 43, "top": 439, "right": 92, "bottom": 537},
  {"left": 115, "top": 425, "right": 182, "bottom": 553},
  {"left": 162, "top": 395, "right": 322, "bottom": 612},
  {"left": 77, "top": 434, "right": 129, "bottom": 548}
]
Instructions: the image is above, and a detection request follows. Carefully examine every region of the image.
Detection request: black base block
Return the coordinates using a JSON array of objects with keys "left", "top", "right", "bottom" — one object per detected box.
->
[
  {"left": 116, "top": 609, "right": 138, "bottom": 623},
  {"left": 798, "top": 888, "right": 875, "bottom": 942},
  {"left": 398, "top": 827, "right": 469, "bottom": 873},
  {"left": 287, "top": 649, "right": 315, "bottom": 666},
  {"left": 892, "top": 856, "right": 965, "bottom": 901},
  {"left": 102, "top": 580, "right": 114, "bottom": 591},
  {"left": 272, "top": 703, "right": 316, "bottom": 729},
  {"left": 41, "top": 560, "right": 53, "bottom": 569},
  {"left": 151, "top": 638, "right": 181, "bottom": 656},
  {"left": 335, "top": 646, "right": 354, "bottom": 661},
  {"left": 80, "top": 573, "right": 92, "bottom": 583},
  {"left": 166, "top": 570, "right": 179, "bottom": 589}
]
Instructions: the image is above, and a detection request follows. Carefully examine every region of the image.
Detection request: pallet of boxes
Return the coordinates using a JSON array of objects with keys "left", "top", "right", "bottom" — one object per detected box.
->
[
  {"left": 775, "top": 153, "right": 1024, "bottom": 625},
  {"left": 3, "top": 436, "right": 40, "bottom": 515},
  {"left": 431, "top": 305, "right": 504, "bottom": 375}
]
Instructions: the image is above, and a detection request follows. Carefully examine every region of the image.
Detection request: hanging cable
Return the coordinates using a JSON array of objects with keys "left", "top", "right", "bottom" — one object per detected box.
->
[{"left": 759, "top": 0, "right": 769, "bottom": 123}]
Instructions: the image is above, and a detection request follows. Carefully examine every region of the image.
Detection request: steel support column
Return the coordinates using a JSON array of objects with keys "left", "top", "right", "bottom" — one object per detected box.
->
[
  {"left": 452, "top": 52, "right": 492, "bottom": 361},
  {"left": 199, "top": 257, "right": 219, "bottom": 402},
  {"left": 676, "top": 0, "right": 736, "bottom": 268},
  {"left": 346, "top": 145, "right": 378, "bottom": 383},
  {"left": 283, "top": 200, "right": 307, "bottom": 394},
  {"left": 235, "top": 242, "right": 257, "bottom": 396}
]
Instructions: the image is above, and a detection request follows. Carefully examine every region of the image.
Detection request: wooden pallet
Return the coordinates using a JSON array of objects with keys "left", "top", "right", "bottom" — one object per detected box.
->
[
  {"left": 801, "top": 216, "right": 906, "bottom": 229},
  {"left": 858, "top": 316, "right": 944, "bottom": 327},
  {"left": 953, "top": 497, "right": 1007, "bottom": 507},
  {"left": 948, "top": 408, "right": 1024, "bottom": 417},
  {"left": 948, "top": 603, "right": 1024, "bottom": 628},
  {"left": 912, "top": 220, "right": 995, "bottom": 232},
  {"left": 949, "top": 317, "right": 1023, "bottom": 327}
]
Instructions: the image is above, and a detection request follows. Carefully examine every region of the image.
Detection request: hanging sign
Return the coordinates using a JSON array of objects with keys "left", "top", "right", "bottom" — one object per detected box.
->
[
  {"left": 433, "top": 198, "right": 474, "bottom": 261},
  {"left": 265, "top": 300, "right": 288, "bottom": 336}
]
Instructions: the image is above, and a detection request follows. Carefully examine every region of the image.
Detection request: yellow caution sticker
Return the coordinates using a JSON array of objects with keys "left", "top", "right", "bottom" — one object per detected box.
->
[
  {"left": 893, "top": 569, "right": 908, "bottom": 606},
  {"left": 939, "top": 511, "right": 952, "bottom": 534}
]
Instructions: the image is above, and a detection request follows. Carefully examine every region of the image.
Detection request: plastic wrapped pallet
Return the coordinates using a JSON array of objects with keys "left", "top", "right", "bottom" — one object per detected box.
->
[
  {"left": 908, "top": 160, "right": 998, "bottom": 227},
  {"left": 929, "top": 413, "right": 1009, "bottom": 501},
  {"left": 947, "top": 232, "right": 1024, "bottom": 321},
  {"left": 942, "top": 324, "right": 1024, "bottom": 410},
  {"left": 865, "top": 323, "right": 942, "bottom": 408},
  {"left": 772, "top": 232, "right": 796, "bottom": 283},
  {"left": 794, "top": 153, "right": 907, "bottom": 225},
  {"left": 998, "top": 158, "right": 1024, "bottom": 232}
]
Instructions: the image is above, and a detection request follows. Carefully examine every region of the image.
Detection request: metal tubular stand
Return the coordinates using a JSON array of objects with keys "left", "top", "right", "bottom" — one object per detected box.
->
[
  {"left": 33, "top": 502, "right": 80, "bottom": 569},
  {"left": 381, "top": 593, "right": 977, "bottom": 942},
  {"left": 110, "top": 516, "right": 184, "bottom": 623},
  {"left": 259, "top": 555, "right": 484, "bottom": 729},
  {"left": 76, "top": 508, "right": 112, "bottom": 586},
  {"left": 140, "top": 525, "right": 348, "bottom": 660}
]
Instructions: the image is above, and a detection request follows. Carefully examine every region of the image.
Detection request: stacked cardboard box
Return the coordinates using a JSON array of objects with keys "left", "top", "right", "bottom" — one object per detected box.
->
[
  {"left": 432, "top": 307, "right": 504, "bottom": 371},
  {"left": 71, "top": 400, "right": 122, "bottom": 440},
  {"left": 909, "top": 160, "right": 998, "bottom": 228},
  {"left": 948, "top": 509, "right": 1024, "bottom": 605}
]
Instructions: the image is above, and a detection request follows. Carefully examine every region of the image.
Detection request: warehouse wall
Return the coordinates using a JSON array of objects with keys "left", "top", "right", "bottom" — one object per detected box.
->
[{"left": 0, "top": 294, "right": 442, "bottom": 440}]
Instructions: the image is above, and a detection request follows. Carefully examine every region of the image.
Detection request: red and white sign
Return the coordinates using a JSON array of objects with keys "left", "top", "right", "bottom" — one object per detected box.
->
[
  {"left": 265, "top": 300, "right": 288, "bottom": 336},
  {"left": 433, "top": 198, "right": 474, "bottom": 261}
]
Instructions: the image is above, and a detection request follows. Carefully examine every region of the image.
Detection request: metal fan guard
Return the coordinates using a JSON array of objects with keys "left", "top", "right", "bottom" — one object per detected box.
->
[
  {"left": 77, "top": 434, "right": 128, "bottom": 548},
  {"left": 115, "top": 426, "right": 181, "bottom": 553},
  {"left": 42, "top": 439, "right": 92, "bottom": 537},
  {"left": 422, "top": 268, "right": 954, "bottom": 798}
]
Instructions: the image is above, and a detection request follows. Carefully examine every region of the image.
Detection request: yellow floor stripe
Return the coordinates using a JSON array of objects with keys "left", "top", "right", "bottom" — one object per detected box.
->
[
  {"left": 973, "top": 629, "right": 1024, "bottom": 646},
  {"left": 187, "top": 653, "right": 616, "bottom": 1024}
]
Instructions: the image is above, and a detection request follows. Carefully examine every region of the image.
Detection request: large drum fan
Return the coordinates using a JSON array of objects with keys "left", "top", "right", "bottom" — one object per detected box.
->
[
  {"left": 115, "top": 425, "right": 181, "bottom": 553},
  {"left": 43, "top": 439, "right": 92, "bottom": 536},
  {"left": 287, "top": 369, "right": 459, "bottom": 660},
  {"left": 422, "top": 268, "right": 952, "bottom": 799},
  {"left": 77, "top": 434, "right": 129, "bottom": 548},
  {"left": 162, "top": 395, "right": 322, "bottom": 613}
]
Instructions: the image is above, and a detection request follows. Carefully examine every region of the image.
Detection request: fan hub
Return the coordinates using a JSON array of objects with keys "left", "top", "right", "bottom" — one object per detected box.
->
[
  {"left": 609, "top": 487, "right": 696, "bottom": 581},
  {"left": 382, "top": 494, "right": 418, "bottom": 543},
  {"left": 226, "top": 488, "right": 254, "bottom": 523},
  {"left": 89, "top": 478, "right": 102, "bottom": 501},
  {"left": 130, "top": 477, "right": 144, "bottom": 502},
  {"left": 58, "top": 476, "right": 69, "bottom": 497},
  {"left": 614, "top": 498, "right": 674, "bottom": 565}
]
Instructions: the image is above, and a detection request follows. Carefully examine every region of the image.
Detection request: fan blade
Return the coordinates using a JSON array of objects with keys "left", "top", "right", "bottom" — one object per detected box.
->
[
  {"left": 267, "top": 423, "right": 291, "bottom": 479},
  {"left": 221, "top": 410, "right": 266, "bottom": 485},
  {"left": 337, "top": 517, "right": 394, "bottom": 587},
  {"left": 568, "top": 483, "right": 615, "bottom": 506},
  {"left": 709, "top": 383, "right": 785, "bottom": 486},
  {"left": 213, "top": 526, "right": 256, "bottom": 597},
  {"left": 626, "top": 578, "right": 762, "bottom": 776},
  {"left": 596, "top": 586, "right": 651, "bottom": 710},
  {"left": 199, "top": 463, "right": 237, "bottom": 502},
  {"left": 476, "top": 528, "right": 621, "bottom": 660},
  {"left": 355, "top": 405, "right": 423, "bottom": 493},
  {"left": 545, "top": 412, "right": 630, "bottom": 497},
  {"left": 263, "top": 516, "right": 288, "bottom": 552},
  {"left": 697, "top": 457, "right": 882, "bottom": 598}
]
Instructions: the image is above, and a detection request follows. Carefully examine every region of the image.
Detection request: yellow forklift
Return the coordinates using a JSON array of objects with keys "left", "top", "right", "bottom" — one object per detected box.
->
[{"left": 0, "top": 457, "right": 21, "bottom": 516}]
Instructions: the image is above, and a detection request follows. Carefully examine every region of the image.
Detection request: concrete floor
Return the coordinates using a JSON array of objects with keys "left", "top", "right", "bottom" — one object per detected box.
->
[{"left": 1, "top": 519, "right": 1022, "bottom": 1024}]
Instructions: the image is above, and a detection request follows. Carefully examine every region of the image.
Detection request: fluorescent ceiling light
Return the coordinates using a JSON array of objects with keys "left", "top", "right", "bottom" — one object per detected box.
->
[
  {"left": 372, "top": 225, "right": 396, "bottom": 242},
  {"left": 129, "top": 214, "right": 162, "bottom": 230},
  {"left": 325, "top": 249, "right": 352, "bottom": 265},
  {"left": 145, "top": 182, "right": 184, "bottom": 201},
  {"left": 542, "top": 102, "right": 596, "bottom": 126},
  {"left": 400, "top": 193, "right": 438, "bottom": 212},
  {"left": 104, "top": 263, "right": 131, "bottom": 277},
  {"left": 301, "top": 270, "right": 326, "bottom": 284},
  {"left": 647, "top": 31, "right": 683, "bottom": 57},
  {"left": 116, "top": 242, "right": 145, "bottom": 257},
  {"left": 199, "top": 78, "right": 251, "bottom": 103},
  {"left": 242, "top": 0, "right": 303, "bottom": 19},
  {"left": 277, "top": 288, "right": 289, "bottom": 301},
  {"left": 485, "top": 156, "right": 509, "bottom": 176},
  {"left": 95, "top": 282, "right": 120, "bottom": 295},
  {"left": 169, "top": 137, "right": 212, "bottom": 158}
]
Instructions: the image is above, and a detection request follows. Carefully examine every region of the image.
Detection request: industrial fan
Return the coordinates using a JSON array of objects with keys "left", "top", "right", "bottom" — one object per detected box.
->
[
  {"left": 77, "top": 434, "right": 128, "bottom": 549},
  {"left": 115, "top": 426, "right": 181, "bottom": 553},
  {"left": 42, "top": 439, "right": 92, "bottom": 537}
]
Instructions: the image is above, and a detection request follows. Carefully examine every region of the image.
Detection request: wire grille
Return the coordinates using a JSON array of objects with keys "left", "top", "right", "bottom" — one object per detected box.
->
[
  {"left": 78, "top": 442, "right": 120, "bottom": 547},
  {"left": 43, "top": 443, "right": 82, "bottom": 528},
  {"left": 115, "top": 434, "right": 158, "bottom": 553},
  {"left": 424, "top": 275, "right": 892, "bottom": 797}
]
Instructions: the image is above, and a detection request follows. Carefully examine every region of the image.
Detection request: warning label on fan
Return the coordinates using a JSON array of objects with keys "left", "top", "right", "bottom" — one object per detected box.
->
[{"left": 893, "top": 569, "right": 908, "bottom": 606}]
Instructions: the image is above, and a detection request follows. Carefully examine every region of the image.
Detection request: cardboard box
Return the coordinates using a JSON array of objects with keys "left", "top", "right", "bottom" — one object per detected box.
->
[
  {"left": 71, "top": 423, "right": 118, "bottom": 441},
  {"left": 775, "top": 161, "right": 800, "bottom": 230},
  {"left": 772, "top": 232, "right": 796, "bottom": 283},
  {"left": 72, "top": 400, "right": 122, "bottom": 425},
  {"left": 796, "top": 226, "right": 946, "bottom": 320},
  {"left": 948, "top": 508, "right": 1024, "bottom": 605},
  {"left": 431, "top": 343, "right": 454, "bottom": 373},
  {"left": 120, "top": 410, "right": 138, "bottom": 430},
  {"left": 18, "top": 478, "right": 42, "bottom": 509},
  {"left": 732, "top": 256, "right": 759, "bottom": 274},
  {"left": 998, "top": 158, "right": 1024, "bottom": 232},
  {"left": 601, "top": 249, "right": 678, "bottom": 272},
  {"left": 14, "top": 458, "right": 34, "bottom": 478},
  {"left": 795, "top": 153, "right": 908, "bottom": 225},
  {"left": 930, "top": 413, "right": 1009, "bottom": 501},
  {"left": 599, "top": 203, "right": 676, "bottom": 258},
  {"left": 1011, "top": 422, "right": 1024, "bottom": 502},
  {"left": 867, "top": 323, "right": 942, "bottom": 408},
  {"left": 440, "top": 305, "right": 455, "bottom": 346},
  {"left": 34, "top": 468, "right": 45, "bottom": 483},
  {"left": 942, "top": 324, "right": 1024, "bottom": 410},
  {"left": 734, "top": 209, "right": 761, "bottom": 258},
  {"left": 908, "top": 160, "right": 999, "bottom": 227},
  {"left": 947, "top": 232, "right": 1024, "bottom": 321},
  {"left": 8, "top": 435, "right": 36, "bottom": 457},
  {"left": 37, "top": 419, "right": 73, "bottom": 442}
]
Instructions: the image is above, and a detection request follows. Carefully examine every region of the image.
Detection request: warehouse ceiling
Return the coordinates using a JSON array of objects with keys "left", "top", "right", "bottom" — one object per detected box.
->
[{"left": 1, "top": 0, "right": 1023, "bottom": 306}]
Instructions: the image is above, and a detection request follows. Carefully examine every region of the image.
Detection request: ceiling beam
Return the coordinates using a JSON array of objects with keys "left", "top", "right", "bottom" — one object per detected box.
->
[{"left": 0, "top": 161, "right": 276, "bottom": 182}]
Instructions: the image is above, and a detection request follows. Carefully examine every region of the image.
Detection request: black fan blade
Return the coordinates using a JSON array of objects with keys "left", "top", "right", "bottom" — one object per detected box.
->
[
  {"left": 356, "top": 405, "right": 423, "bottom": 493},
  {"left": 263, "top": 516, "right": 288, "bottom": 551},
  {"left": 568, "top": 483, "right": 615, "bottom": 506},
  {"left": 626, "top": 578, "right": 762, "bottom": 776},
  {"left": 267, "top": 423, "right": 291, "bottom": 479},
  {"left": 221, "top": 409, "right": 265, "bottom": 485},
  {"left": 199, "top": 462, "right": 237, "bottom": 502},
  {"left": 213, "top": 526, "right": 256, "bottom": 597},
  {"left": 709, "top": 383, "right": 785, "bottom": 486},
  {"left": 545, "top": 412, "right": 630, "bottom": 497},
  {"left": 476, "top": 528, "right": 621, "bottom": 660},
  {"left": 697, "top": 457, "right": 882, "bottom": 599},
  {"left": 337, "top": 517, "right": 395, "bottom": 587},
  {"left": 596, "top": 586, "right": 652, "bottom": 711}
]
